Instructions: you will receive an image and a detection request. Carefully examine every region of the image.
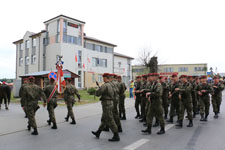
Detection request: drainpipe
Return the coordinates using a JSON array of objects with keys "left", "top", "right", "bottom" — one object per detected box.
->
[{"left": 38, "top": 36, "right": 41, "bottom": 71}]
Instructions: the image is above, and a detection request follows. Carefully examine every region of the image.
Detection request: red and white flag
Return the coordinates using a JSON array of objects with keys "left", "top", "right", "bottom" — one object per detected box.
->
[{"left": 56, "top": 62, "right": 66, "bottom": 93}]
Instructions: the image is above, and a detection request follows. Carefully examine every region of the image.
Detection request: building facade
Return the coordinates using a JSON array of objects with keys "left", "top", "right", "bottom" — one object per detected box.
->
[
  {"left": 13, "top": 15, "right": 133, "bottom": 89},
  {"left": 132, "top": 63, "right": 208, "bottom": 79}
]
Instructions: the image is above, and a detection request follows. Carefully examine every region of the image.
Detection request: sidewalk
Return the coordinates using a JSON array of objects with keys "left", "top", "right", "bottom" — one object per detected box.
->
[{"left": 0, "top": 98, "right": 135, "bottom": 135}]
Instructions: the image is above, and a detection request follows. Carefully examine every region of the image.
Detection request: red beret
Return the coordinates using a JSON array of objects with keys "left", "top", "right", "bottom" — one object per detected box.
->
[
  {"left": 2, "top": 81, "right": 6, "bottom": 85},
  {"left": 201, "top": 75, "right": 207, "bottom": 79},
  {"left": 153, "top": 73, "right": 159, "bottom": 76},
  {"left": 136, "top": 76, "right": 141, "bottom": 79},
  {"left": 172, "top": 73, "right": 178, "bottom": 77},
  {"left": 103, "top": 73, "right": 111, "bottom": 77},
  {"left": 159, "top": 76, "right": 164, "bottom": 79},
  {"left": 180, "top": 75, "right": 188, "bottom": 78},
  {"left": 148, "top": 73, "right": 152, "bottom": 76}
]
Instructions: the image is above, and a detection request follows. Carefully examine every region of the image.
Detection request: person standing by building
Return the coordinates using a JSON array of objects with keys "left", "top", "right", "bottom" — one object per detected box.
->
[
  {"left": 92, "top": 73, "right": 120, "bottom": 142},
  {"left": 211, "top": 76, "right": 224, "bottom": 118},
  {"left": 23, "top": 76, "right": 47, "bottom": 135},
  {"left": 118, "top": 76, "right": 127, "bottom": 120},
  {"left": 64, "top": 78, "right": 80, "bottom": 125},
  {"left": 129, "top": 80, "right": 134, "bottom": 98},
  {"left": 44, "top": 78, "right": 58, "bottom": 129},
  {"left": 196, "top": 76, "right": 213, "bottom": 121}
]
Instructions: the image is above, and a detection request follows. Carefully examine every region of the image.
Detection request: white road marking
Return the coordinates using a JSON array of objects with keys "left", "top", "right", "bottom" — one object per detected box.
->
[
  {"left": 165, "top": 124, "right": 175, "bottom": 131},
  {"left": 123, "top": 139, "right": 150, "bottom": 150}
]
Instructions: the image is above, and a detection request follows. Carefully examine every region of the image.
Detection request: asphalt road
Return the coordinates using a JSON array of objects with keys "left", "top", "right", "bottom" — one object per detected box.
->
[{"left": 1, "top": 93, "right": 225, "bottom": 150}]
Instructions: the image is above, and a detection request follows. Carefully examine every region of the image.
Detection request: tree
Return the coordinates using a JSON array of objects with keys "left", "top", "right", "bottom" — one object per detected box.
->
[{"left": 137, "top": 46, "right": 158, "bottom": 73}]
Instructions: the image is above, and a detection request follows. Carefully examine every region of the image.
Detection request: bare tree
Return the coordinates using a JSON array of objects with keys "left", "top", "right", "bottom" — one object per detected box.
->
[{"left": 137, "top": 46, "right": 158, "bottom": 73}]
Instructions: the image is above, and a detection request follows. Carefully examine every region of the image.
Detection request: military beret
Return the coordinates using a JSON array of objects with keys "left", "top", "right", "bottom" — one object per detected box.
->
[
  {"left": 103, "top": 73, "right": 111, "bottom": 77},
  {"left": 136, "top": 76, "right": 141, "bottom": 79},
  {"left": 171, "top": 73, "right": 178, "bottom": 77},
  {"left": 148, "top": 73, "right": 152, "bottom": 76},
  {"left": 180, "top": 75, "right": 188, "bottom": 78},
  {"left": 153, "top": 73, "right": 159, "bottom": 76},
  {"left": 188, "top": 76, "right": 193, "bottom": 78},
  {"left": 159, "top": 76, "right": 164, "bottom": 79},
  {"left": 200, "top": 75, "right": 207, "bottom": 79},
  {"left": 117, "top": 76, "right": 122, "bottom": 79},
  {"left": 2, "top": 81, "right": 6, "bottom": 85}
]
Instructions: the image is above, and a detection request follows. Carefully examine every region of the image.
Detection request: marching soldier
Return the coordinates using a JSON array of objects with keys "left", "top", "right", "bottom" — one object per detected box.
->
[
  {"left": 64, "top": 78, "right": 80, "bottom": 125},
  {"left": 188, "top": 76, "right": 198, "bottom": 118},
  {"left": 195, "top": 76, "right": 201, "bottom": 114},
  {"left": 211, "top": 76, "right": 224, "bottom": 118},
  {"left": 19, "top": 78, "right": 29, "bottom": 118},
  {"left": 23, "top": 76, "right": 47, "bottom": 135},
  {"left": 139, "top": 75, "right": 148, "bottom": 122},
  {"left": 44, "top": 78, "right": 58, "bottom": 129},
  {"left": 142, "top": 73, "right": 165, "bottom": 135},
  {"left": 167, "top": 73, "right": 181, "bottom": 123},
  {"left": 92, "top": 73, "right": 120, "bottom": 142},
  {"left": 175, "top": 75, "right": 193, "bottom": 128},
  {"left": 134, "top": 76, "right": 142, "bottom": 119},
  {"left": 196, "top": 76, "right": 213, "bottom": 121},
  {"left": 159, "top": 76, "right": 169, "bottom": 119},
  {"left": 118, "top": 76, "right": 127, "bottom": 120}
]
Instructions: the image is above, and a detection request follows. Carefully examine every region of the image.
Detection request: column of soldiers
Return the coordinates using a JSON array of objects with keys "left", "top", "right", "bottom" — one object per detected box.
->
[
  {"left": 19, "top": 76, "right": 80, "bottom": 135},
  {"left": 134, "top": 73, "right": 224, "bottom": 135}
]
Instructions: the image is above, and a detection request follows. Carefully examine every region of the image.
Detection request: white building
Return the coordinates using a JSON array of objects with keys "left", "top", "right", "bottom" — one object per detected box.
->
[{"left": 13, "top": 15, "right": 133, "bottom": 90}]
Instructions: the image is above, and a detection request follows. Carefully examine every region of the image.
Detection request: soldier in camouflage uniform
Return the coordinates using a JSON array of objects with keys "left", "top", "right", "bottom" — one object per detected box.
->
[
  {"left": 196, "top": 76, "right": 213, "bottom": 121},
  {"left": 142, "top": 73, "right": 165, "bottom": 135},
  {"left": 134, "top": 76, "right": 142, "bottom": 118},
  {"left": 195, "top": 76, "right": 201, "bottom": 114},
  {"left": 167, "top": 73, "right": 181, "bottom": 123},
  {"left": 92, "top": 73, "right": 120, "bottom": 142},
  {"left": 159, "top": 76, "right": 169, "bottom": 119},
  {"left": 19, "top": 78, "right": 29, "bottom": 118},
  {"left": 44, "top": 78, "right": 58, "bottom": 129},
  {"left": 110, "top": 74, "right": 122, "bottom": 131},
  {"left": 211, "top": 76, "right": 224, "bottom": 118},
  {"left": 118, "top": 76, "right": 127, "bottom": 120},
  {"left": 64, "top": 78, "right": 80, "bottom": 125},
  {"left": 23, "top": 76, "right": 47, "bottom": 135},
  {"left": 188, "top": 76, "right": 197, "bottom": 118},
  {"left": 175, "top": 75, "right": 193, "bottom": 128},
  {"left": 139, "top": 75, "right": 148, "bottom": 122}
]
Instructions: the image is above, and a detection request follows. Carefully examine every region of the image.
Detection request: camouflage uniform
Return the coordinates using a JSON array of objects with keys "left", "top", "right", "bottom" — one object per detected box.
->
[
  {"left": 19, "top": 83, "right": 28, "bottom": 117},
  {"left": 178, "top": 82, "right": 193, "bottom": 126},
  {"left": 96, "top": 81, "right": 118, "bottom": 133},
  {"left": 140, "top": 80, "right": 148, "bottom": 121},
  {"left": 24, "top": 83, "right": 47, "bottom": 129},
  {"left": 190, "top": 81, "right": 198, "bottom": 116},
  {"left": 161, "top": 82, "right": 169, "bottom": 119},
  {"left": 64, "top": 83, "right": 80, "bottom": 122},
  {"left": 211, "top": 82, "right": 224, "bottom": 114},
  {"left": 118, "top": 81, "right": 127, "bottom": 119},
  {"left": 110, "top": 80, "right": 122, "bottom": 128},
  {"left": 44, "top": 84, "right": 58, "bottom": 124},
  {"left": 134, "top": 81, "right": 142, "bottom": 117},
  {"left": 196, "top": 83, "right": 213, "bottom": 120}
]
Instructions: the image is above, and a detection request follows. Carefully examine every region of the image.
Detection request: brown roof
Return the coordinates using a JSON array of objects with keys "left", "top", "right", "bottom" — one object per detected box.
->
[
  {"left": 29, "top": 30, "right": 46, "bottom": 38},
  {"left": 84, "top": 36, "right": 117, "bottom": 47},
  {"left": 13, "top": 39, "right": 23, "bottom": 44},
  {"left": 114, "top": 52, "right": 134, "bottom": 59},
  {"left": 44, "top": 14, "right": 85, "bottom": 24}
]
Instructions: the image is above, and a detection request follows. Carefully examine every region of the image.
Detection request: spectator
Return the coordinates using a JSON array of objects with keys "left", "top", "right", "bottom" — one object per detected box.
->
[{"left": 129, "top": 80, "right": 134, "bottom": 98}]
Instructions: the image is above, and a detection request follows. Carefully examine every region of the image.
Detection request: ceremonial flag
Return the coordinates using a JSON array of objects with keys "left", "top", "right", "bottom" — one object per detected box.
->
[{"left": 75, "top": 55, "right": 78, "bottom": 62}]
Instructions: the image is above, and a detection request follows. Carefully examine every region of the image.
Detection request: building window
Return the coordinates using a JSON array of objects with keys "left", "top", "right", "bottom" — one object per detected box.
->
[
  {"left": 178, "top": 67, "right": 188, "bottom": 72},
  {"left": 98, "top": 75, "right": 103, "bottom": 82},
  {"left": 25, "top": 40, "right": 29, "bottom": 49},
  {"left": 78, "top": 36, "right": 82, "bottom": 46},
  {"left": 107, "top": 47, "right": 113, "bottom": 53},
  {"left": 104, "top": 47, "right": 107, "bottom": 53},
  {"left": 31, "top": 55, "right": 36, "bottom": 64},
  {"left": 102, "top": 59, "right": 107, "bottom": 68},
  {"left": 57, "top": 19, "right": 60, "bottom": 33},
  {"left": 25, "top": 56, "right": 29, "bottom": 65},
  {"left": 32, "top": 38, "right": 36, "bottom": 47},
  {"left": 100, "top": 46, "right": 103, "bottom": 52},
  {"left": 78, "top": 71, "right": 82, "bottom": 88},
  {"left": 194, "top": 67, "right": 207, "bottom": 71},
  {"left": 92, "top": 73, "right": 95, "bottom": 83},
  {"left": 118, "top": 62, "right": 121, "bottom": 68},
  {"left": 63, "top": 20, "right": 67, "bottom": 33},
  {"left": 78, "top": 51, "right": 82, "bottom": 68},
  {"left": 19, "top": 57, "right": 23, "bottom": 66},
  {"left": 46, "top": 24, "right": 49, "bottom": 31},
  {"left": 95, "top": 45, "right": 101, "bottom": 52},
  {"left": 92, "top": 58, "right": 97, "bottom": 67},
  {"left": 20, "top": 43, "right": 23, "bottom": 51},
  {"left": 164, "top": 67, "right": 174, "bottom": 72},
  {"left": 92, "top": 57, "right": 107, "bottom": 68}
]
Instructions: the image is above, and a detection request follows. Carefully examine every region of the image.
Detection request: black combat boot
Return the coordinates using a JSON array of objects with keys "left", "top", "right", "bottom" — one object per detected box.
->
[
  {"left": 108, "top": 133, "right": 120, "bottom": 142},
  {"left": 92, "top": 130, "right": 102, "bottom": 138},
  {"left": 141, "top": 127, "right": 151, "bottom": 134},
  {"left": 70, "top": 119, "right": 76, "bottom": 125},
  {"left": 119, "top": 113, "right": 122, "bottom": 119},
  {"left": 203, "top": 114, "right": 208, "bottom": 121},
  {"left": 51, "top": 123, "right": 57, "bottom": 129},
  {"left": 166, "top": 117, "right": 173, "bottom": 123},
  {"left": 200, "top": 114, "right": 204, "bottom": 121},
  {"left": 135, "top": 113, "right": 140, "bottom": 119},
  {"left": 121, "top": 114, "right": 126, "bottom": 120},
  {"left": 139, "top": 118, "right": 146, "bottom": 122},
  {"left": 31, "top": 128, "right": 38, "bottom": 135},
  {"left": 187, "top": 120, "right": 193, "bottom": 127},
  {"left": 164, "top": 114, "right": 168, "bottom": 120},
  {"left": 65, "top": 115, "right": 69, "bottom": 122},
  {"left": 214, "top": 112, "right": 219, "bottom": 119},
  {"left": 47, "top": 119, "right": 51, "bottom": 126},
  {"left": 153, "top": 119, "right": 159, "bottom": 127},
  {"left": 27, "top": 124, "right": 31, "bottom": 131},
  {"left": 118, "top": 126, "right": 123, "bottom": 133},
  {"left": 175, "top": 120, "right": 183, "bottom": 128},
  {"left": 157, "top": 127, "right": 165, "bottom": 135}
]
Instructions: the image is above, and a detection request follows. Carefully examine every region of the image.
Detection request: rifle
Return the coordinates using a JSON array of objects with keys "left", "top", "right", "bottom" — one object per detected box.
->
[{"left": 96, "top": 81, "right": 100, "bottom": 88}]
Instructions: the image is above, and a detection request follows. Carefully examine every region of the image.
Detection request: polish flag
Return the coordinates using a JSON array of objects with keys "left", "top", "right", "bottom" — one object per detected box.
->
[
  {"left": 75, "top": 55, "right": 78, "bottom": 62},
  {"left": 83, "top": 64, "right": 85, "bottom": 69},
  {"left": 88, "top": 57, "right": 90, "bottom": 63}
]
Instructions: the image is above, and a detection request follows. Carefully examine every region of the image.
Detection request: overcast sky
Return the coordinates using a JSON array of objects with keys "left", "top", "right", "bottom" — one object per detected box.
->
[{"left": 1, "top": 0, "right": 225, "bottom": 78}]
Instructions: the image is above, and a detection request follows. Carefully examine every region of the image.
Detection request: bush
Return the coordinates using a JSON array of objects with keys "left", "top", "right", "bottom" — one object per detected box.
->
[{"left": 87, "top": 88, "right": 96, "bottom": 95}]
